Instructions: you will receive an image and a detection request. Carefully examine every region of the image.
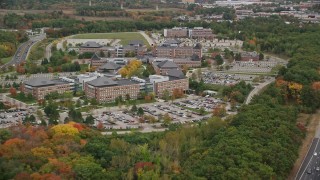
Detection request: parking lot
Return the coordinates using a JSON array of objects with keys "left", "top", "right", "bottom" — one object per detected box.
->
[
  {"left": 92, "top": 96, "right": 224, "bottom": 130},
  {"left": 227, "top": 60, "right": 283, "bottom": 73},
  {"left": 0, "top": 109, "right": 29, "bottom": 128},
  {"left": 202, "top": 71, "right": 263, "bottom": 85},
  {"left": 94, "top": 111, "right": 140, "bottom": 130}
]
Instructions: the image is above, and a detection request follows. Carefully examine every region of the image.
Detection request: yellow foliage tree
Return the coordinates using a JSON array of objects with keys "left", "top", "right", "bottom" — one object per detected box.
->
[
  {"left": 31, "top": 147, "right": 54, "bottom": 159},
  {"left": 51, "top": 123, "right": 79, "bottom": 136},
  {"left": 119, "top": 59, "right": 142, "bottom": 78}
]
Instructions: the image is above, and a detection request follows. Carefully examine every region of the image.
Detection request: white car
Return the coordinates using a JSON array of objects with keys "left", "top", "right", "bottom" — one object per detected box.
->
[{"left": 314, "top": 152, "right": 318, "bottom": 156}]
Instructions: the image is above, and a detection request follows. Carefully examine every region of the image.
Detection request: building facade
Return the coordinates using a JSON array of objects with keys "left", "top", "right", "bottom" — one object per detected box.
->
[
  {"left": 189, "top": 27, "right": 215, "bottom": 39},
  {"left": 84, "top": 77, "right": 140, "bottom": 103},
  {"left": 164, "top": 27, "right": 188, "bottom": 38},
  {"left": 153, "top": 45, "right": 202, "bottom": 59},
  {"left": 23, "top": 78, "right": 74, "bottom": 100}
]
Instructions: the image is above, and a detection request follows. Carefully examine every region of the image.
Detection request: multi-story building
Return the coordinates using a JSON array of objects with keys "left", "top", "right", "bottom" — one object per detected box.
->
[
  {"left": 164, "top": 27, "right": 188, "bottom": 38},
  {"left": 76, "top": 72, "right": 103, "bottom": 90},
  {"left": 79, "top": 41, "right": 103, "bottom": 54},
  {"left": 153, "top": 43, "right": 202, "bottom": 58},
  {"left": 189, "top": 27, "right": 214, "bottom": 39},
  {"left": 152, "top": 60, "right": 180, "bottom": 76},
  {"left": 90, "top": 54, "right": 129, "bottom": 68},
  {"left": 98, "top": 61, "right": 121, "bottom": 73},
  {"left": 22, "top": 77, "right": 74, "bottom": 100},
  {"left": 240, "top": 51, "right": 260, "bottom": 61},
  {"left": 150, "top": 57, "right": 201, "bottom": 69},
  {"left": 84, "top": 77, "right": 140, "bottom": 103},
  {"left": 152, "top": 69, "right": 189, "bottom": 97}
]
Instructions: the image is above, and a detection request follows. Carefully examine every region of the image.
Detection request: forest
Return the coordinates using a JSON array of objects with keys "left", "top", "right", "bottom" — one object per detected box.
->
[
  {"left": 0, "top": 31, "right": 28, "bottom": 59},
  {"left": 0, "top": 10, "right": 320, "bottom": 179}
]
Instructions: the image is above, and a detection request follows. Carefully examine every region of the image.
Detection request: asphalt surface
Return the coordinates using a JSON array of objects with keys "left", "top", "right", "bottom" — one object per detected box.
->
[
  {"left": 296, "top": 138, "right": 320, "bottom": 180},
  {"left": 245, "top": 78, "right": 275, "bottom": 104},
  {"left": 0, "top": 34, "right": 46, "bottom": 69}
]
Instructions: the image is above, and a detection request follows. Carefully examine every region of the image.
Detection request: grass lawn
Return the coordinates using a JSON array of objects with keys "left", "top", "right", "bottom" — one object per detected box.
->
[
  {"left": 72, "top": 32, "right": 149, "bottom": 46},
  {"left": 1, "top": 56, "right": 12, "bottom": 64},
  {"left": 28, "top": 38, "right": 52, "bottom": 61},
  {"left": 9, "top": 95, "right": 37, "bottom": 104}
]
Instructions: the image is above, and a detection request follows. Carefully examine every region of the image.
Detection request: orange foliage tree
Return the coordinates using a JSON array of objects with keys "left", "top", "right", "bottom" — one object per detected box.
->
[{"left": 9, "top": 86, "right": 17, "bottom": 97}]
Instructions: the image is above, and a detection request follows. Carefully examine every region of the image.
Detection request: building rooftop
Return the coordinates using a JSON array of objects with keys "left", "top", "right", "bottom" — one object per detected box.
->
[
  {"left": 99, "top": 62, "right": 121, "bottom": 71},
  {"left": 81, "top": 41, "right": 102, "bottom": 48},
  {"left": 91, "top": 53, "right": 101, "bottom": 61},
  {"left": 86, "top": 77, "right": 139, "bottom": 87},
  {"left": 128, "top": 40, "right": 144, "bottom": 46},
  {"left": 157, "top": 60, "right": 179, "bottom": 69},
  {"left": 25, "top": 78, "right": 67, "bottom": 87},
  {"left": 167, "top": 69, "right": 185, "bottom": 79},
  {"left": 86, "top": 77, "right": 118, "bottom": 87}
]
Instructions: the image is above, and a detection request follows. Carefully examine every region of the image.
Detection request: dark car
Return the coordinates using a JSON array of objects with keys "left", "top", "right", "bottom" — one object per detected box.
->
[{"left": 307, "top": 168, "right": 312, "bottom": 174}]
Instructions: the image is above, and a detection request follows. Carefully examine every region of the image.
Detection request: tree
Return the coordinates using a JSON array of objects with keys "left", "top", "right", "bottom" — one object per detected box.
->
[
  {"left": 9, "top": 87, "right": 17, "bottom": 97},
  {"left": 85, "top": 115, "right": 95, "bottom": 125},
  {"left": 137, "top": 107, "right": 144, "bottom": 116},
  {"left": 259, "top": 52, "right": 264, "bottom": 60},
  {"left": 163, "top": 113, "right": 172, "bottom": 126},
  {"left": 44, "top": 101, "right": 60, "bottom": 121},
  {"left": 235, "top": 53, "right": 242, "bottom": 61},
  {"left": 199, "top": 107, "right": 206, "bottom": 115},
  {"left": 131, "top": 104, "right": 138, "bottom": 112},
  {"left": 214, "top": 55, "right": 224, "bottom": 65},
  {"left": 76, "top": 99, "right": 82, "bottom": 107},
  {"left": 162, "top": 90, "right": 170, "bottom": 101},
  {"left": 125, "top": 94, "right": 130, "bottom": 101}
]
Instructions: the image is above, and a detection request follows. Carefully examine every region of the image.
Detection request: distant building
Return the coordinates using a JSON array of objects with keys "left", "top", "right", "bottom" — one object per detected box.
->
[
  {"left": 90, "top": 54, "right": 129, "bottom": 68},
  {"left": 150, "top": 57, "right": 201, "bottom": 69},
  {"left": 98, "top": 61, "right": 121, "bottom": 73},
  {"left": 76, "top": 72, "right": 103, "bottom": 90},
  {"left": 152, "top": 60, "right": 180, "bottom": 75},
  {"left": 153, "top": 43, "right": 202, "bottom": 58},
  {"left": 240, "top": 51, "right": 259, "bottom": 61},
  {"left": 22, "top": 78, "right": 74, "bottom": 100},
  {"left": 84, "top": 77, "right": 140, "bottom": 103},
  {"left": 79, "top": 41, "right": 103, "bottom": 54},
  {"left": 164, "top": 27, "right": 188, "bottom": 38},
  {"left": 152, "top": 69, "right": 189, "bottom": 97},
  {"left": 162, "top": 39, "right": 181, "bottom": 47},
  {"left": 164, "top": 27, "right": 214, "bottom": 39},
  {"left": 189, "top": 27, "right": 214, "bottom": 39}
]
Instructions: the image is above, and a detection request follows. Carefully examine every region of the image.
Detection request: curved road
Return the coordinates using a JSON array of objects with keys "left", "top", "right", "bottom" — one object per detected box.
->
[
  {"left": 139, "top": 31, "right": 155, "bottom": 46},
  {"left": 245, "top": 78, "right": 275, "bottom": 105},
  {"left": 0, "top": 34, "right": 46, "bottom": 69}
]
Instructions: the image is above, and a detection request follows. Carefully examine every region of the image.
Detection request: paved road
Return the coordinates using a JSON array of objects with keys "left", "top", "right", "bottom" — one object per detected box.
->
[
  {"left": 0, "top": 34, "right": 46, "bottom": 69},
  {"left": 245, "top": 78, "right": 275, "bottom": 105},
  {"left": 45, "top": 42, "right": 53, "bottom": 60},
  {"left": 296, "top": 138, "right": 320, "bottom": 180},
  {"left": 296, "top": 124, "right": 320, "bottom": 180},
  {"left": 139, "top": 31, "right": 155, "bottom": 46}
]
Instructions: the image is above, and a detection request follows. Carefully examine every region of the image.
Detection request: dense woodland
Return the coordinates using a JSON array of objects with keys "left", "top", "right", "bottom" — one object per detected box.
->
[
  {"left": 0, "top": 30, "right": 28, "bottom": 59},
  {"left": 0, "top": 9, "right": 320, "bottom": 179}
]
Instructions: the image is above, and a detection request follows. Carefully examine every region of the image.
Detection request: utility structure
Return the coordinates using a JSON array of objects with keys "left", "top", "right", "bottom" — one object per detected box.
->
[{"left": 120, "top": 0, "right": 124, "bottom": 9}]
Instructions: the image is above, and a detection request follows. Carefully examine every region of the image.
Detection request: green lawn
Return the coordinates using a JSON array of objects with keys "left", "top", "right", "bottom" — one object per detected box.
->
[
  {"left": 27, "top": 39, "right": 52, "bottom": 61},
  {"left": 1, "top": 56, "right": 12, "bottom": 64},
  {"left": 72, "top": 32, "right": 149, "bottom": 46},
  {"left": 9, "top": 95, "right": 37, "bottom": 104}
]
